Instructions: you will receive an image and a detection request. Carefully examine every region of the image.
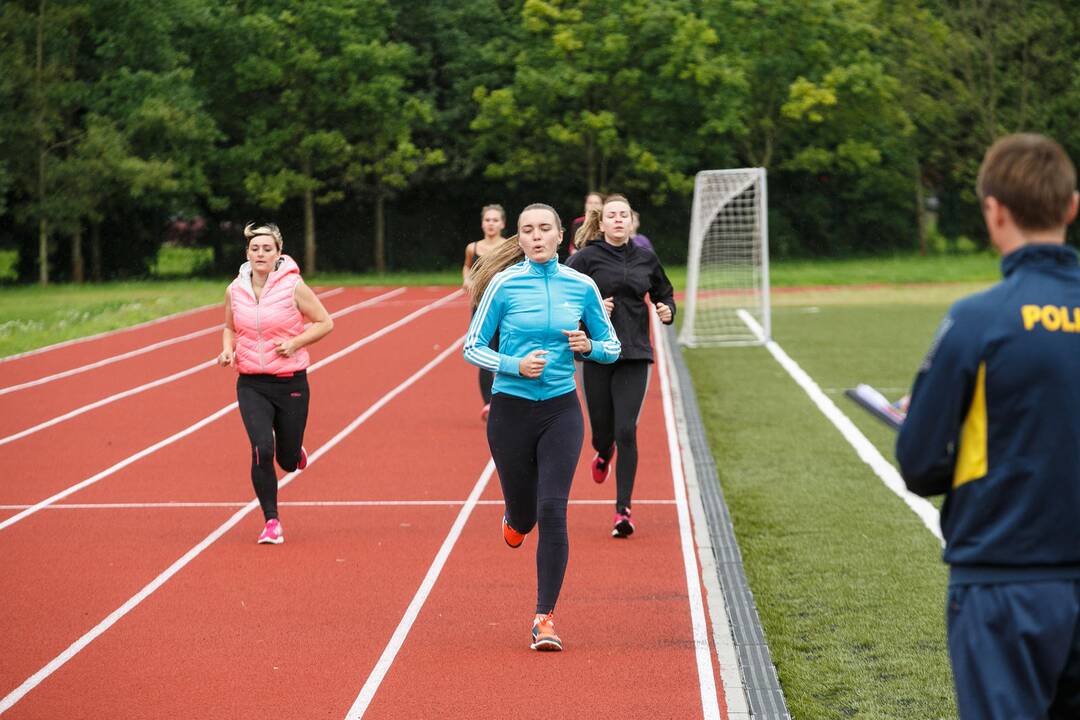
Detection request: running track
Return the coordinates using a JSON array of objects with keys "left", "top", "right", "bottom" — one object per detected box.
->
[{"left": 0, "top": 286, "right": 742, "bottom": 718}]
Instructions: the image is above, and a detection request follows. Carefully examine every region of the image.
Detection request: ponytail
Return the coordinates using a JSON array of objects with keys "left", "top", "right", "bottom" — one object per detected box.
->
[
  {"left": 573, "top": 209, "right": 602, "bottom": 248},
  {"left": 575, "top": 193, "right": 631, "bottom": 248},
  {"left": 468, "top": 236, "right": 524, "bottom": 307}
]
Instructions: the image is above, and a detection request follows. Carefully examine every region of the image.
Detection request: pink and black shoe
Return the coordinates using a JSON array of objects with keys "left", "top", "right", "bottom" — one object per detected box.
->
[
  {"left": 612, "top": 509, "right": 635, "bottom": 538},
  {"left": 591, "top": 447, "right": 615, "bottom": 484},
  {"left": 258, "top": 518, "right": 284, "bottom": 545},
  {"left": 297, "top": 446, "right": 308, "bottom": 470}
]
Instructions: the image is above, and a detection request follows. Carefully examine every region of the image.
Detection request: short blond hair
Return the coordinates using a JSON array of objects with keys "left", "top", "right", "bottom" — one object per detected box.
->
[{"left": 244, "top": 222, "right": 284, "bottom": 252}]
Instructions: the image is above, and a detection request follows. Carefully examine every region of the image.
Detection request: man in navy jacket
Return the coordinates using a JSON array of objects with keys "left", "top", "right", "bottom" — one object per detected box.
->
[{"left": 897, "top": 133, "right": 1080, "bottom": 719}]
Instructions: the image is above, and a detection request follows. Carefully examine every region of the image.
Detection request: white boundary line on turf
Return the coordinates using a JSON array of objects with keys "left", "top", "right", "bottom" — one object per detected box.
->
[
  {"left": 344, "top": 458, "right": 495, "bottom": 719},
  {"left": 0, "top": 288, "right": 406, "bottom": 447},
  {"left": 0, "top": 499, "right": 676, "bottom": 510},
  {"left": 653, "top": 313, "right": 724, "bottom": 720},
  {"left": 736, "top": 309, "right": 943, "bottom": 543},
  {"left": 0, "top": 289, "right": 462, "bottom": 533},
  {"left": 0, "top": 337, "right": 465, "bottom": 716},
  {"left": 0, "top": 288, "right": 350, "bottom": 396}
]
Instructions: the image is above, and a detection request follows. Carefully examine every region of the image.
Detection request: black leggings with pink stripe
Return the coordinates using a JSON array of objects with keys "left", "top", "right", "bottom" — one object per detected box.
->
[{"left": 236, "top": 371, "right": 309, "bottom": 520}]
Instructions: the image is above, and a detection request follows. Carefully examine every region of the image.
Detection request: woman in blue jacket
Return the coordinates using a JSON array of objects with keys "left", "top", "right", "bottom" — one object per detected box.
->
[{"left": 464, "top": 203, "right": 621, "bottom": 652}]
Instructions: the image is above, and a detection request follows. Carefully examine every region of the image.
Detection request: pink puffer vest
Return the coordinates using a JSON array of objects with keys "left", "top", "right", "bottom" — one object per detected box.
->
[{"left": 228, "top": 255, "right": 310, "bottom": 375}]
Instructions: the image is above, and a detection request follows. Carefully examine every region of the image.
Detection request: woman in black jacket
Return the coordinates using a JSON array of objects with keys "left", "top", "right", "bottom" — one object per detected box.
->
[{"left": 566, "top": 194, "right": 676, "bottom": 537}]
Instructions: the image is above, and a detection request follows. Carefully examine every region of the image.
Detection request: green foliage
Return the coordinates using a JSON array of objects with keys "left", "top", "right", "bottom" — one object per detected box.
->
[{"left": 1, "top": 0, "right": 1079, "bottom": 277}]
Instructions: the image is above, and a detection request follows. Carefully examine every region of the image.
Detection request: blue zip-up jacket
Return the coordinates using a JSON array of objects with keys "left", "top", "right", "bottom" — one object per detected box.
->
[
  {"left": 463, "top": 256, "right": 621, "bottom": 401},
  {"left": 896, "top": 244, "right": 1080, "bottom": 585}
]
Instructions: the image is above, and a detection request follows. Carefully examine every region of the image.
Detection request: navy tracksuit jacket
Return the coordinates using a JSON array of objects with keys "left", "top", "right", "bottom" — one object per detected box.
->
[
  {"left": 897, "top": 243, "right": 1080, "bottom": 583},
  {"left": 897, "top": 243, "right": 1080, "bottom": 718}
]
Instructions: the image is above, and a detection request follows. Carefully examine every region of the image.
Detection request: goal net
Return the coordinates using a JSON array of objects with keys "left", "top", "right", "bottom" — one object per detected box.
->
[{"left": 678, "top": 168, "right": 770, "bottom": 347}]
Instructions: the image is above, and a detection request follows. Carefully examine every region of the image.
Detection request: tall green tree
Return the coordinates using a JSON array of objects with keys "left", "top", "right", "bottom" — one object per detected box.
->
[
  {"left": 191, "top": 0, "right": 442, "bottom": 273},
  {"left": 0, "top": 0, "right": 217, "bottom": 283},
  {"left": 470, "top": 0, "right": 743, "bottom": 209}
]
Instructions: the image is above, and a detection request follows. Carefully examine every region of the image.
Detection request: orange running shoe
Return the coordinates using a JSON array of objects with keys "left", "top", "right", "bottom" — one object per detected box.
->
[
  {"left": 530, "top": 613, "right": 562, "bottom": 651},
  {"left": 502, "top": 515, "right": 526, "bottom": 548}
]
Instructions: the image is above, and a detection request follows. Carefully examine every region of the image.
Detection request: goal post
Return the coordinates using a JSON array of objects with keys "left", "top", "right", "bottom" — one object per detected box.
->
[{"left": 678, "top": 168, "right": 770, "bottom": 347}]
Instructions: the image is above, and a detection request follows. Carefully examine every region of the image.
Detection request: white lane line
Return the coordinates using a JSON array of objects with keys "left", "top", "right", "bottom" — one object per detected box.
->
[
  {"left": 0, "top": 288, "right": 346, "bottom": 363},
  {"left": 0, "top": 288, "right": 407, "bottom": 447},
  {"left": 0, "top": 288, "right": 350, "bottom": 396},
  {"left": 0, "top": 499, "right": 677, "bottom": 511},
  {"left": 737, "top": 309, "right": 943, "bottom": 542},
  {"left": 345, "top": 458, "right": 495, "bottom": 719},
  {"left": 653, "top": 313, "right": 723, "bottom": 720},
  {"left": 0, "top": 336, "right": 464, "bottom": 716},
  {"left": 0, "top": 289, "right": 463, "bottom": 532},
  {"left": 659, "top": 319, "right": 750, "bottom": 719},
  {"left": 0, "top": 302, "right": 223, "bottom": 363}
]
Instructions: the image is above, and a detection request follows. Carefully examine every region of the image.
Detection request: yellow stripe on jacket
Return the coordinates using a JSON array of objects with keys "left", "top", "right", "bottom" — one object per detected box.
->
[{"left": 954, "top": 362, "right": 988, "bottom": 488}]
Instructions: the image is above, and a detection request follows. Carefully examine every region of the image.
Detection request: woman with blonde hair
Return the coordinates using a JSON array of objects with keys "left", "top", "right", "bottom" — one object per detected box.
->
[
  {"left": 219, "top": 222, "right": 334, "bottom": 544},
  {"left": 464, "top": 203, "right": 620, "bottom": 651},
  {"left": 567, "top": 194, "right": 675, "bottom": 537}
]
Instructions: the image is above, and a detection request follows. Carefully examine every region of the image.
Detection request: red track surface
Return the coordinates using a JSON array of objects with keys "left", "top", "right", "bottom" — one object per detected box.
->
[{"left": 0, "top": 286, "right": 730, "bottom": 719}]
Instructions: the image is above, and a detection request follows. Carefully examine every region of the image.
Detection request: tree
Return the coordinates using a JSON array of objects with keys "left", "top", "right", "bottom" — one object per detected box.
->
[
  {"left": 470, "top": 0, "right": 743, "bottom": 211},
  {"left": 0, "top": 0, "right": 218, "bottom": 282}
]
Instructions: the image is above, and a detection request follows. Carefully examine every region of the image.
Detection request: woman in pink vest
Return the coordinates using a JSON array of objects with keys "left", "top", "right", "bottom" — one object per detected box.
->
[{"left": 218, "top": 222, "right": 334, "bottom": 544}]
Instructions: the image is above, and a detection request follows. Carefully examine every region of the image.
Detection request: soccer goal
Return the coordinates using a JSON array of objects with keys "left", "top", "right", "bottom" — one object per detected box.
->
[{"left": 678, "top": 168, "right": 770, "bottom": 347}]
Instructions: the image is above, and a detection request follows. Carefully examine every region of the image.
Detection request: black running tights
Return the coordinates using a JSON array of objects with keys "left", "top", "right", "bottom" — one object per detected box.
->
[
  {"left": 582, "top": 359, "right": 650, "bottom": 513},
  {"left": 487, "top": 390, "right": 583, "bottom": 615},
  {"left": 236, "top": 372, "right": 310, "bottom": 520}
]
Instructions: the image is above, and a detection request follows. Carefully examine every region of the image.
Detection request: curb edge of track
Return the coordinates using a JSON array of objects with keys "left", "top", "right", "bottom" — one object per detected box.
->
[{"left": 663, "top": 324, "right": 791, "bottom": 720}]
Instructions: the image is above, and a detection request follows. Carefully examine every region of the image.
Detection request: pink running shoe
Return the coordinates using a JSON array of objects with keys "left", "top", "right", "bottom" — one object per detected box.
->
[
  {"left": 297, "top": 446, "right": 308, "bottom": 470},
  {"left": 258, "top": 518, "right": 284, "bottom": 545},
  {"left": 612, "top": 509, "right": 635, "bottom": 538},
  {"left": 591, "top": 447, "right": 614, "bottom": 484},
  {"left": 480, "top": 403, "right": 491, "bottom": 421}
]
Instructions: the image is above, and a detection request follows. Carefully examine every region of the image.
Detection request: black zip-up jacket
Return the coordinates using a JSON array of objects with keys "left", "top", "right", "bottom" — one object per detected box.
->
[
  {"left": 896, "top": 244, "right": 1080, "bottom": 585},
  {"left": 566, "top": 239, "right": 676, "bottom": 362}
]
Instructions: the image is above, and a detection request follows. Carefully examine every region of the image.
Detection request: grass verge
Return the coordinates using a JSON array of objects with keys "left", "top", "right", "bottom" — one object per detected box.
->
[
  {"left": 0, "top": 280, "right": 225, "bottom": 357},
  {"left": 685, "top": 293, "right": 966, "bottom": 718}
]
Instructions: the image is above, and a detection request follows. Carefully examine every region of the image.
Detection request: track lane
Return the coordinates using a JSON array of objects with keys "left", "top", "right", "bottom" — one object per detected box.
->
[
  {"left": 1, "top": 303, "right": 730, "bottom": 719},
  {"left": 0, "top": 289, "right": 463, "bottom": 513},
  {"left": 0, "top": 289, "right": 404, "bottom": 446},
  {"left": 0, "top": 505, "right": 463, "bottom": 720},
  {"left": 0, "top": 289, "right": 371, "bottom": 438},
  {"left": 360, "top": 504, "right": 714, "bottom": 719},
  {"left": 0, "top": 304, "right": 471, "bottom": 699},
  {"left": 353, "top": 362, "right": 726, "bottom": 719}
]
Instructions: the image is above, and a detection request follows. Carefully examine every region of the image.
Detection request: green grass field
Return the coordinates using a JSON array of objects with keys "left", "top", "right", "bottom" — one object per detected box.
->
[
  {"left": 686, "top": 284, "right": 987, "bottom": 719},
  {"left": 0, "top": 252, "right": 993, "bottom": 717}
]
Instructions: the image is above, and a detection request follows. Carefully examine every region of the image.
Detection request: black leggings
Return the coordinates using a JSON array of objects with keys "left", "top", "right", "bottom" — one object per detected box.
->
[
  {"left": 236, "top": 372, "right": 310, "bottom": 520},
  {"left": 487, "top": 391, "right": 583, "bottom": 615},
  {"left": 472, "top": 310, "right": 498, "bottom": 405},
  {"left": 479, "top": 368, "right": 494, "bottom": 405},
  {"left": 582, "top": 360, "right": 650, "bottom": 513}
]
